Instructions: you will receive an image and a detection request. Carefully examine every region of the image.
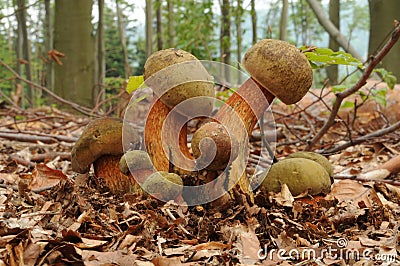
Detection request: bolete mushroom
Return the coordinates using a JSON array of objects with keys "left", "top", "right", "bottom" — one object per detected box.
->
[
  {"left": 119, "top": 150, "right": 154, "bottom": 184},
  {"left": 260, "top": 158, "right": 332, "bottom": 196},
  {"left": 142, "top": 171, "right": 183, "bottom": 202},
  {"left": 191, "top": 122, "right": 239, "bottom": 171},
  {"left": 192, "top": 39, "right": 313, "bottom": 197},
  {"left": 286, "top": 151, "right": 334, "bottom": 181},
  {"left": 71, "top": 117, "right": 141, "bottom": 194},
  {"left": 143, "top": 48, "right": 215, "bottom": 172}
]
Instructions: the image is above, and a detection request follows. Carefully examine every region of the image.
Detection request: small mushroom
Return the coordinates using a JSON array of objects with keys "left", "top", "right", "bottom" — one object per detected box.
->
[
  {"left": 286, "top": 151, "right": 334, "bottom": 181},
  {"left": 119, "top": 150, "right": 154, "bottom": 183},
  {"left": 191, "top": 122, "right": 239, "bottom": 171},
  {"left": 261, "top": 158, "right": 332, "bottom": 196},
  {"left": 142, "top": 171, "right": 183, "bottom": 202},
  {"left": 71, "top": 117, "right": 141, "bottom": 194}
]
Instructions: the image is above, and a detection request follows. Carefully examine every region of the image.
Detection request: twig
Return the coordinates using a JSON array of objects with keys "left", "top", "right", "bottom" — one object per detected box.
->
[
  {"left": 323, "top": 120, "right": 400, "bottom": 154},
  {"left": 0, "top": 59, "right": 97, "bottom": 116},
  {"left": 306, "top": 23, "right": 400, "bottom": 151},
  {"left": 0, "top": 130, "right": 77, "bottom": 143},
  {"left": 334, "top": 175, "right": 400, "bottom": 186},
  {"left": 164, "top": 208, "right": 191, "bottom": 236}
]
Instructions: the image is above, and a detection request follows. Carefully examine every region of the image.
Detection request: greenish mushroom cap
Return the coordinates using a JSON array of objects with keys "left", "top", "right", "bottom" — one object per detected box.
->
[
  {"left": 261, "top": 158, "right": 332, "bottom": 196},
  {"left": 119, "top": 150, "right": 153, "bottom": 175},
  {"left": 142, "top": 171, "right": 183, "bottom": 201},
  {"left": 286, "top": 151, "right": 334, "bottom": 178}
]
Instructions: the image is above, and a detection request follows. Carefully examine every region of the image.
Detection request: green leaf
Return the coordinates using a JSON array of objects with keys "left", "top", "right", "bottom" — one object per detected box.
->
[
  {"left": 302, "top": 47, "right": 363, "bottom": 69},
  {"left": 126, "top": 75, "right": 144, "bottom": 94},
  {"left": 373, "top": 68, "right": 397, "bottom": 90},
  {"left": 373, "top": 88, "right": 387, "bottom": 107},
  {"left": 331, "top": 85, "right": 347, "bottom": 93},
  {"left": 341, "top": 101, "right": 355, "bottom": 109}
]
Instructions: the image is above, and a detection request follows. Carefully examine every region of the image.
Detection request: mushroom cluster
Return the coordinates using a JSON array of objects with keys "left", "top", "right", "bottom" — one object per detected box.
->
[{"left": 70, "top": 39, "right": 323, "bottom": 203}]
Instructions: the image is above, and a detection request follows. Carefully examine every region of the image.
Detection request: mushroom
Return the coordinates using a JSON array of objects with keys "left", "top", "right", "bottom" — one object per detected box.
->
[
  {"left": 71, "top": 117, "right": 141, "bottom": 193},
  {"left": 142, "top": 171, "right": 184, "bottom": 202},
  {"left": 192, "top": 39, "right": 313, "bottom": 197},
  {"left": 286, "top": 151, "right": 334, "bottom": 182},
  {"left": 143, "top": 48, "right": 215, "bottom": 172},
  {"left": 191, "top": 122, "right": 239, "bottom": 171},
  {"left": 119, "top": 150, "right": 154, "bottom": 183},
  {"left": 260, "top": 158, "right": 332, "bottom": 196}
]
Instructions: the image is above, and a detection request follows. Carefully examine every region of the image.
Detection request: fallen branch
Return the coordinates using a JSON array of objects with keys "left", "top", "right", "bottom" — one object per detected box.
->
[
  {"left": 0, "top": 130, "right": 77, "bottom": 143},
  {"left": 306, "top": 23, "right": 400, "bottom": 151},
  {"left": 0, "top": 59, "right": 97, "bottom": 117},
  {"left": 323, "top": 120, "right": 400, "bottom": 154}
]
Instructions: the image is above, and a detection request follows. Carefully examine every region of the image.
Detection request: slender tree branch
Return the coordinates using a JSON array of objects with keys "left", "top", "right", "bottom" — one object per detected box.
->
[
  {"left": 322, "top": 120, "right": 400, "bottom": 154},
  {"left": 0, "top": 59, "right": 98, "bottom": 116},
  {"left": 306, "top": 0, "right": 362, "bottom": 60},
  {"left": 306, "top": 23, "right": 400, "bottom": 151}
]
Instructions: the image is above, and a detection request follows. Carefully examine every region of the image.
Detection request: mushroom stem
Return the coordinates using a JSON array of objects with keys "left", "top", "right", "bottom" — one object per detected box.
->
[
  {"left": 203, "top": 78, "right": 275, "bottom": 200},
  {"left": 144, "top": 97, "right": 193, "bottom": 173}
]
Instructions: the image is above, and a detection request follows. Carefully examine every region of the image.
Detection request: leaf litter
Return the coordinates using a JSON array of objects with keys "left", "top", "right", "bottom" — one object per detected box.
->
[{"left": 1, "top": 95, "right": 400, "bottom": 265}]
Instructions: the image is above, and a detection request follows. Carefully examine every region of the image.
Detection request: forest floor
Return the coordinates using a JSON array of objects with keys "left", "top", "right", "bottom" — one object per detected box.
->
[{"left": 0, "top": 81, "right": 400, "bottom": 266}]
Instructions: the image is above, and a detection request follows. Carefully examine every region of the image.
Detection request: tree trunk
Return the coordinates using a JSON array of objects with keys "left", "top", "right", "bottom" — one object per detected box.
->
[
  {"left": 250, "top": 0, "right": 257, "bottom": 44},
  {"left": 15, "top": 0, "right": 33, "bottom": 107},
  {"left": 145, "top": 0, "right": 154, "bottom": 58},
  {"left": 44, "top": 0, "right": 53, "bottom": 91},
  {"left": 235, "top": 0, "right": 243, "bottom": 84},
  {"left": 220, "top": 0, "right": 231, "bottom": 81},
  {"left": 369, "top": 0, "right": 400, "bottom": 78},
  {"left": 306, "top": 0, "right": 362, "bottom": 60},
  {"left": 167, "top": 0, "right": 174, "bottom": 48},
  {"left": 279, "top": 0, "right": 288, "bottom": 41},
  {"left": 54, "top": 0, "right": 95, "bottom": 108},
  {"left": 94, "top": 0, "right": 105, "bottom": 106},
  {"left": 326, "top": 0, "right": 340, "bottom": 85},
  {"left": 156, "top": 0, "right": 163, "bottom": 50},
  {"left": 116, "top": 0, "right": 131, "bottom": 78}
]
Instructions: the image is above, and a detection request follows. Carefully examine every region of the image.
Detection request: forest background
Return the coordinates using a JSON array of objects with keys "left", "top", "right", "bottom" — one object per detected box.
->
[{"left": 0, "top": 0, "right": 399, "bottom": 112}]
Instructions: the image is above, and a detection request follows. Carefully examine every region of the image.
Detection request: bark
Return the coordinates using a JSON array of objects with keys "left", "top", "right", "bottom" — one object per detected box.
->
[
  {"left": 145, "top": 0, "right": 154, "bottom": 58},
  {"left": 15, "top": 0, "right": 33, "bottom": 107},
  {"left": 116, "top": 0, "right": 131, "bottom": 78},
  {"left": 220, "top": 0, "right": 231, "bottom": 80},
  {"left": 167, "top": 0, "right": 174, "bottom": 47},
  {"left": 369, "top": 0, "right": 400, "bottom": 77},
  {"left": 44, "top": 0, "right": 53, "bottom": 90},
  {"left": 326, "top": 0, "right": 340, "bottom": 85},
  {"left": 54, "top": 0, "right": 95, "bottom": 108},
  {"left": 156, "top": 0, "right": 163, "bottom": 50},
  {"left": 235, "top": 0, "right": 243, "bottom": 83},
  {"left": 279, "top": 0, "right": 289, "bottom": 41},
  {"left": 250, "top": 0, "right": 257, "bottom": 44},
  {"left": 306, "top": 0, "right": 362, "bottom": 60},
  {"left": 94, "top": 0, "right": 106, "bottom": 106}
]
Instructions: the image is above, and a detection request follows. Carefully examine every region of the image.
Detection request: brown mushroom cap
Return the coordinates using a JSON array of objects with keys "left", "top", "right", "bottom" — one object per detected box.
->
[
  {"left": 191, "top": 122, "right": 239, "bottom": 171},
  {"left": 261, "top": 158, "right": 331, "bottom": 196},
  {"left": 71, "top": 118, "right": 135, "bottom": 173},
  {"left": 242, "top": 39, "right": 313, "bottom": 105},
  {"left": 119, "top": 150, "right": 153, "bottom": 175},
  {"left": 143, "top": 48, "right": 215, "bottom": 117}
]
